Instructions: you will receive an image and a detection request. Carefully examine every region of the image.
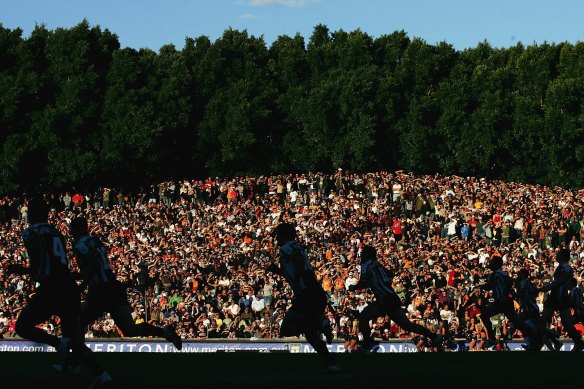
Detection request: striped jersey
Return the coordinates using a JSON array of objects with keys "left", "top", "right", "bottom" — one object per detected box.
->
[
  {"left": 22, "top": 223, "right": 70, "bottom": 282},
  {"left": 73, "top": 235, "right": 115, "bottom": 286},
  {"left": 487, "top": 269, "right": 513, "bottom": 302},
  {"left": 359, "top": 259, "right": 396, "bottom": 299},
  {"left": 550, "top": 262, "right": 574, "bottom": 303},
  {"left": 278, "top": 240, "right": 321, "bottom": 295},
  {"left": 570, "top": 286, "right": 584, "bottom": 317},
  {"left": 514, "top": 278, "right": 539, "bottom": 315}
]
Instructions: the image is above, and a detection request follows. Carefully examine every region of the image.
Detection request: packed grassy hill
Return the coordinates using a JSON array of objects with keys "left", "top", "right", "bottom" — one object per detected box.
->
[{"left": 1, "top": 20, "right": 584, "bottom": 193}]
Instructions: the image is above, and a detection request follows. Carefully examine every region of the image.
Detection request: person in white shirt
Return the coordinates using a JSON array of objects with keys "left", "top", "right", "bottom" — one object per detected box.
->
[
  {"left": 345, "top": 272, "right": 358, "bottom": 290},
  {"left": 392, "top": 182, "right": 402, "bottom": 202},
  {"left": 439, "top": 304, "right": 453, "bottom": 323},
  {"left": 251, "top": 295, "right": 265, "bottom": 313},
  {"left": 229, "top": 301, "right": 241, "bottom": 316}
]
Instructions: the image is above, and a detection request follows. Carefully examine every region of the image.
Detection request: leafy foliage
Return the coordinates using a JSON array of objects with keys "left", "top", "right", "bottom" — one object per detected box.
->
[{"left": 1, "top": 21, "right": 584, "bottom": 192}]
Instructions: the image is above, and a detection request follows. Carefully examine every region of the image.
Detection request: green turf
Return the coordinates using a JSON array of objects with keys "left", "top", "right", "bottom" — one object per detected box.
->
[{"left": 1, "top": 352, "right": 582, "bottom": 388}]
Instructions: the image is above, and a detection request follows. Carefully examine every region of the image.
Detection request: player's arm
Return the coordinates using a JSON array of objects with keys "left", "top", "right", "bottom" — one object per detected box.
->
[
  {"left": 538, "top": 270, "right": 566, "bottom": 292},
  {"left": 349, "top": 269, "right": 370, "bottom": 291},
  {"left": 4, "top": 262, "right": 28, "bottom": 275},
  {"left": 10, "top": 231, "right": 44, "bottom": 276},
  {"left": 264, "top": 259, "right": 283, "bottom": 276},
  {"left": 537, "top": 282, "right": 553, "bottom": 292}
]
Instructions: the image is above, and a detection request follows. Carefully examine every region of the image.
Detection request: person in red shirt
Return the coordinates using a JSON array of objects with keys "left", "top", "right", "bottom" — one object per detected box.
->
[
  {"left": 447, "top": 266, "right": 457, "bottom": 287},
  {"left": 392, "top": 218, "right": 402, "bottom": 242}
]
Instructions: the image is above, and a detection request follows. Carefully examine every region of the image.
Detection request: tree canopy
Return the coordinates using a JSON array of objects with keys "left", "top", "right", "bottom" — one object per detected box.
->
[{"left": 1, "top": 21, "right": 583, "bottom": 192}]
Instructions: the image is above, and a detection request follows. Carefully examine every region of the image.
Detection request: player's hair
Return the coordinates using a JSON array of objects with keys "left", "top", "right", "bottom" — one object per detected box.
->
[
  {"left": 488, "top": 256, "right": 503, "bottom": 270},
  {"left": 361, "top": 245, "right": 376, "bottom": 261},
  {"left": 274, "top": 223, "right": 296, "bottom": 245},
  {"left": 517, "top": 268, "right": 529, "bottom": 280},
  {"left": 556, "top": 248, "right": 570, "bottom": 263},
  {"left": 70, "top": 216, "right": 89, "bottom": 237},
  {"left": 27, "top": 197, "right": 49, "bottom": 224}
]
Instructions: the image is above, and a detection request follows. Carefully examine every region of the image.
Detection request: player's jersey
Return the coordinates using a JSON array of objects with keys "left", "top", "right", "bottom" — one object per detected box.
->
[
  {"left": 278, "top": 240, "right": 321, "bottom": 295},
  {"left": 514, "top": 278, "right": 539, "bottom": 315},
  {"left": 22, "top": 223, "right": 71, "bottom": 283},
  {"left": 359, "top": 259, "right": 397, "bottom": 299},
  {"left": 73, "top": 235, "right": 115, "bottom": 286},
  {"left": 569, "top": 286, "right": 584, "bottom": 318},
  {"left": 487, "top": 269, "right": 513, "bottom": 302},
  {"left": 550, "top": 263, "right": 574, "bottom": 304}
]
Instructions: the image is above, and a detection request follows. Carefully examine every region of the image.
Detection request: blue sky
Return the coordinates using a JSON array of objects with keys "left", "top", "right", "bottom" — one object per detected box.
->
[{"left": 1, "top": 0, "right": 583, "bottom": 51}]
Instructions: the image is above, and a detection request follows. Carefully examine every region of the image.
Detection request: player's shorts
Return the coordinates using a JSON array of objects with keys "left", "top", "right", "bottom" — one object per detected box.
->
[
  {"left": 544, "top": 298, "right": 569, "bottom": 311},
  {"left": 293, "top": 287, "right": 327, "bottom": 315},
  {"left": 85, "top": 281, "right": 128, "bottom": 311},
  {"left": 379, "top": 294, "right": 403, "bottom": 313},
  {"left": 289, "top": 287, "right": 327, "bottom": 331},
  {"left": 29, "top": 278, "right": 81, "bottom": 315}
]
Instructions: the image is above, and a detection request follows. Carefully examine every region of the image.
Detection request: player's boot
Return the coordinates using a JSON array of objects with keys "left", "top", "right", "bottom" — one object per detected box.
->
[
  {"left": 52, "top": 363, "right": 81, "bottom": 375},
  {"left": 322, "top": 318, "right": 334, "bottom": 345},
  {"left": 526, "top": 335, "right": 545, "bottom": 352},
  {"left": 88, "top": 371, "right": 112, "bottom": 388},
  {"left": 163, "top": 325, "right": 183, "bottom": 350},
  {"left": 431, "top": 333, "right": 444, "bottom": 352},
  {"left": 552, "top": 338, "right": 564, "bottom": 351},
  {"left": 484, "top": 339, "right": 498, "bottom": 350},
  {"left": 571, "top": 341, "right": 584, "bottom": 352},
  {"left": 56, "top": 337, "right": 71, "bottom": 362},
  {"left": 325, "top": 363, "right": 342, "bottom": 374},
  {"left": 357, "top": 339, "right": 380, "bottom": 355}
]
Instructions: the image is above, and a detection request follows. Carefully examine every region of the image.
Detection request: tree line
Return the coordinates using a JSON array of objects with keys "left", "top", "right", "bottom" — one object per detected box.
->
[{"left": 1, "top": 20, "right": 583, "bottom": 193}]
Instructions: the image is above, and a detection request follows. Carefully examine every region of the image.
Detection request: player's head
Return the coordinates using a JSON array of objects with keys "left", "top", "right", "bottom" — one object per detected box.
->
[
  {"left": 517, "top": 268, "right": 529, "bottom": 280},
  {"left": 27, "top": 197, "right": 49, "bottom": 224},
  {"left": 487, "top": 255, "right": 503, "bottom": 271},
  {"left": 556, "top": 247, "right": 570, "bottom": 263},
  {"left": 274, "top": 223, "right": 296, "bottom": 246},
  {"left": 360, "top": 245, "right": 376, "bottom": 262},
  {"left": 70, "top": 216, "right": 89, "bottom": 239}
]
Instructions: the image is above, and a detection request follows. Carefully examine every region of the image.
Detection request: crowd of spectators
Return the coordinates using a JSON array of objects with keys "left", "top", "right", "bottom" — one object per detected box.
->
[{"left": 1, "top": 171, "right": 584, "bottom": 349}]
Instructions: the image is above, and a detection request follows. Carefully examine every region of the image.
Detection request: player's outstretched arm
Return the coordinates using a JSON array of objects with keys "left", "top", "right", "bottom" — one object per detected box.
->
[
  {"left": 4, "top": 263, "right": 29, "bottom": 275},
  {"left": 265, "top": 261, "right": 283, "bottom": 276}
]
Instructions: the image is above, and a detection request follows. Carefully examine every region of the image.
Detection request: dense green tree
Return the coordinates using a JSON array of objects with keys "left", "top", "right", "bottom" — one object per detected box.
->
[{"left": 1, "top": 21, "right": 584, "bottom": 192}]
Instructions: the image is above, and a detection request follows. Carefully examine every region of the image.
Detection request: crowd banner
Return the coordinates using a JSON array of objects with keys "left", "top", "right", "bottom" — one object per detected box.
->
[{"left": 0, "top": 339, "right": 576, "bottom": 353}]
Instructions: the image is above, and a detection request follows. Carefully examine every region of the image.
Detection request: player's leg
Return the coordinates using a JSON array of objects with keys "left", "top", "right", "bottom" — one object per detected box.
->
[
  {"left": 60, "top": 312, "right": 108, "bottom": 377},
  {"left": 388, "top": 308, "right": 441, "bottom": 348},
  {"left": 55, "top": 284, "right": 110, "bottom": 383},
  {"left": 304, "top": 299, "right": 339, "bottom": 372},
  {"left": 321, "top": 314, "right": 334, "bottom": 344},
  {"left": 280, "top": 306, "right": 305, "bottom": 337},
  {"left": 535, "top": 306, "right": 555, "bottom": 351},
  {"left": 110, "top": 304, "right": 160, "bottom": 336},
  {"left": 304, "top": 326, "right": 339, "bottom": 372},
  {"left": 503, "top": 303, "right": 540, "bottom": 348},
  {"left": 476, "top": 303, "right": 500, "bottom": 346},
  {"left": 80, "top": 300, "right": 104, "bottom": 334},
  {"left": 357, "top": 301, "right": 382, "bottom": 347},
  {"left": 59, "top": 300, "right": 102, "bottom": 372},
  {"left": 111, "top": 304, "right": 182, "bottom": 349},
  {"left": 558, "top": 309, "right": 584, "bottom": 351},
  {"left": 15, "top": 291, "right": 60, "bottom": 348}
]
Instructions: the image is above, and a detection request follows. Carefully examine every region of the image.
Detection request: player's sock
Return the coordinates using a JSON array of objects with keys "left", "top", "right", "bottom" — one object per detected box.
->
[
  {"left": 17, "top": 326, "right": 60, "bottom": 349},
  {"left": 431, "top": 333, "right": 444, "bottom": 351},
  {"left": 306, "top": 331, "right": 336, "bottom": 367},
  {"left": 88, "top": 371, "right": 112, "bottom": 389},
  {"left": 325, "top": 363, "right": 342, "bottom": 374},
  {"left": 163, "top": 325, "right": 183, "bottom": 350},
  {"left": 321, "top": 317, "right": 333, "bottom": 345}
]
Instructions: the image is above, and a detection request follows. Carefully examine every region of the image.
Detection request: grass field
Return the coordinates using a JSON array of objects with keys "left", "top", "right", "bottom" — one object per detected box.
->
[{"left": 1, "top": 351, "right": 583, "bottom": 388}]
